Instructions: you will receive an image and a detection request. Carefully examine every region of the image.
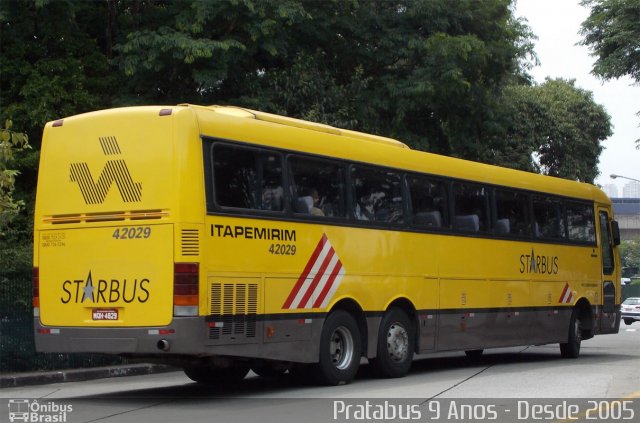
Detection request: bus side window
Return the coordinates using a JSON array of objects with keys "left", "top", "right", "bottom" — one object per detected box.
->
[
  {"left": 533, "top": 196, "right": 566, "bottom": 240},
  {"left": 288, "top": 156, "right": 346, "bottom": 218},
  {"left": 351, "top": 165, "right": 404, "bottom": 224},
  {"left": 212, "top": 143, "right": 283, "bottom": 212},
  {"left": 453, "top": 182, "right": 489, "bottom": 232},
  {"left": 566, "top": 202, "right": 596, "bottom": 243},
  {"left": 495, "top": 189, "right": 531, "bottom": 237},
  {"left": 408, "top": 174, "right": 449, "bottom": 229}
]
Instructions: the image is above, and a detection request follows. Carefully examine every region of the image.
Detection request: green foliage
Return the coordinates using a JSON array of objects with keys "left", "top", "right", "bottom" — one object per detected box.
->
[
  {"left": 0, "top": 0, "right": 111, "bottom": 148},
  {"left": 580, "top": 0, "right": 640, "bottom": 83},
  {"left": 580, "top": 0, "right": 640, "bottom": 145},
  {"left": 495, "top": 79, "right": 611, "bottom": 183},
  {"left": 0, "top": 120, "right": 30, "bottom": 233},
  {"left": 620, "top": 238, "right": 640, "bottom": 277},
  {"left": 114, "top": 0, "right": 310, "bottom": 104}
]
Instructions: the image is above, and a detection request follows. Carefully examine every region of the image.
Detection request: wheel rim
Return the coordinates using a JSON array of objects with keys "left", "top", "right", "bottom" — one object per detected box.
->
[
  {"left": 386, "top": 322, "right": 409, "bottom": 362},
  {"left": 574, "top": 317, "right": 582, "bottom": 344},
  {"left": 330, "top": 326, "right": 354, "bottom": 370}
]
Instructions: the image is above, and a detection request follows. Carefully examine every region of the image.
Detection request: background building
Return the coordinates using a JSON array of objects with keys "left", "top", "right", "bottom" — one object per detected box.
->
[
  {"left": 612, "top": 198, "right": 640, "bottom": 240},
  {"left": 622, "top": 181, "right": 640, "bottom": 198},
  {"left": 602, "top": 183, "right": 619, "bottom": 198}
]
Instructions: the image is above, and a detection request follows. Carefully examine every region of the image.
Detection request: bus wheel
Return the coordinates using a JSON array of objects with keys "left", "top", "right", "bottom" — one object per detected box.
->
[
  {"left": 624, "top": 319, "right": 633, "bottom": 326},
  {"left": 560, "top": 309, "right": 582, "bottom": 359},
  {"left": 316, "top": 310, "right": 361, "bottom": 385},
  {"left": 371, "top": 308, "right": 414, "bottom": 378},
  {"left": 184, "top": 361, "right": 250, "bottom": 385}
]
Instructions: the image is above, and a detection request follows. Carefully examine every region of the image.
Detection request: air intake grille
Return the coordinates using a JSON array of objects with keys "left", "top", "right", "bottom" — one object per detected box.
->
[
  {"left": 209, "top": 283, "right": 258, "bottom": 340},
  {"left": 181, "top": 229, "right": 199, "bottom": 256}
]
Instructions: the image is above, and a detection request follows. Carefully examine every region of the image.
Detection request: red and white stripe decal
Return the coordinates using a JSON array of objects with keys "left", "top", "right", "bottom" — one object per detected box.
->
[
  {"left": 558, "top": 282, "right": 575, "bottom": 304},
  {"left": 282, "top": 234, "right": 345, "bottom": 309}
]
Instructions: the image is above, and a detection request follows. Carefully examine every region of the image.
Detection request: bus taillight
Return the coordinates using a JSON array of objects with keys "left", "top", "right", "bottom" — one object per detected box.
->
[
  {"left": 174, "top": 263, "right": 199, "bottom": 317},
  {"left": 33, "top": 267, "right": 40, "bottom": 316}
]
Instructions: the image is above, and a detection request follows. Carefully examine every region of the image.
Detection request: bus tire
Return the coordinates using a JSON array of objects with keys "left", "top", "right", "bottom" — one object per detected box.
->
[
  {"left": 624, "top": 319, "right": 633, "bottom": 326},
  {"left": 371, "top": 308, "right": 414, "bottom": 378},
  {"left": 560, "top": 308, "right": 582, "bottom": 359},
  {"left": 184, "top": 362, "right": 250, "bottom": 385},
  {"left": 316, "top": 310, "right": 361, "bottom": 385}
]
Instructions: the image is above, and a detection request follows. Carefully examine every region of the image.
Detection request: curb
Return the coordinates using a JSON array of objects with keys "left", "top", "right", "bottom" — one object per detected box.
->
[{"left": 0, "top": 363, "right": 177, "bottom": 388}]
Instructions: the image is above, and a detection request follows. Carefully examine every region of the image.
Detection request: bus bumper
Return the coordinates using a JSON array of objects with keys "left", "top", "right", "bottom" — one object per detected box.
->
[
  {"left": 33, "top": 316, "right": 322, "bottom": 363},
  {"left": 34, "top": 317, "right": 209, "bottom": 356}
]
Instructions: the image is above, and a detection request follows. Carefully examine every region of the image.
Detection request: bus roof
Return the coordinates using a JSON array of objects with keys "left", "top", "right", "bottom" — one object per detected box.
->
[
  {"left": 42, "top": 104, "right": 610, "bottom": 206},
  {"left": 190, "top": 104, "right": 410, "bottom": 149}
]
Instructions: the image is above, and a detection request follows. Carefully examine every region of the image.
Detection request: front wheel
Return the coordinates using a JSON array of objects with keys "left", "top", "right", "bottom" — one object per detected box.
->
[
  {"left": 560, "top": 309, "right": 582, "bottom": 358},
  {"left": 370, "top": 308, "right": 414, "bottom": 378},
  {"left": 624, "top": 319, "right": 634, "bottom": 326},
  {"left": 315, "top": 310, "right": 361, "bottom": 385}
]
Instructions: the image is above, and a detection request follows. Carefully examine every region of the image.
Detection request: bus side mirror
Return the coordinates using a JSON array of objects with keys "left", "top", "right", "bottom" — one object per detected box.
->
[{"left": 611, "top": 220, "right": 621, "bottom": 246}]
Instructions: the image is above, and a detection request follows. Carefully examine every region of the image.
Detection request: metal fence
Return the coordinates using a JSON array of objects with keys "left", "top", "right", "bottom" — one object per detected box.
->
[{"left": 0, "top": 267, "right": 124, "bottom": 373}]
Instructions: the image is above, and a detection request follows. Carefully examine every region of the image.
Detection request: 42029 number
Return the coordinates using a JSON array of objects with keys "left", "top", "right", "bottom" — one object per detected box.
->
[
  {"left": 112, "top": 226, "right": 151, "bottom": 240},
  {"left": 269, "top": 243, "right": 296, "bottom": 256}
]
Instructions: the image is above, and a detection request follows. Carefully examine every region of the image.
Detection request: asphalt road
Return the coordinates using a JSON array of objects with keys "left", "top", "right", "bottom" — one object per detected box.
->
[{"left": 2, "top": 326, "right": 639, "bottom": 423}]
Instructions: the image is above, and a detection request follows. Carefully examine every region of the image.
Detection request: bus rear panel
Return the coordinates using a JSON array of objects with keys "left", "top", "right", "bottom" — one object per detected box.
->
[{"left": 34, "top": 106, "right": 207, "bottom": 356}]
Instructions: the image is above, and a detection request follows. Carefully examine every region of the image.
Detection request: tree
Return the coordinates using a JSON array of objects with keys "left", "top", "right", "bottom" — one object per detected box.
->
[
  {"left": 0, "top": 120, "right": 29, "bottom": 233},
  {"left": 620, "top": 238, "right": 640, "bottom": 278},
  {"left": 491, "top": 79, "right": 612, "bottom": 183},
  {"left": 114, "top": 0, "right": 536, "bottom": 158},
  {"left": 580, "top": 0, "right": 640, "bottom": 83},
  {"left": 580, "top": 0, "right": 640, "bottom": 146}
]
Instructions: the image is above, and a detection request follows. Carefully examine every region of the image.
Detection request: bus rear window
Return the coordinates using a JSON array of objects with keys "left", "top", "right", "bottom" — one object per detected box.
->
[{"left": 213, "top": 144, "right": 284, "bottom": 212}]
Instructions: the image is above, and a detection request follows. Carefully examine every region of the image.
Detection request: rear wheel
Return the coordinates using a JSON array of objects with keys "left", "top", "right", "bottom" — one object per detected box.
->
[
  {"left": 560, "top": 309, "right": 582, "bottom": 358},
  {"left": 370, "top": 308, "right": 414, "bottom": 378},
  {"left": 315, "top": 310, "right": 361, "bottom": 385},
  {"left": 184, "top": 361, "right": 250, "bottom": 385},
  {"left": 624, "top": 319, "right": 634, "bottom": 326}
]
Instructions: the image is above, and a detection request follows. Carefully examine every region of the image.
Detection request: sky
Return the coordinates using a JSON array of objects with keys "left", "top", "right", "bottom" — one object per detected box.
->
[{"left": 515, "top": 0, "right": 640, "bottom": 195}]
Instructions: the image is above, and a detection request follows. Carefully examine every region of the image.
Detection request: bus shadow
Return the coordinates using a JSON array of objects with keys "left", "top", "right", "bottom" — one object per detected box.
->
[{"left": 74, "top": 345, "right": 636, "bottom": 403}]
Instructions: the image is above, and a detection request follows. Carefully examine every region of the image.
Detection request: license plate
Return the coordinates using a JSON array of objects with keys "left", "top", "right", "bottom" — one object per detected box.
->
[{"left": 92, "top": 309, "right": 119, "bottom": 321}]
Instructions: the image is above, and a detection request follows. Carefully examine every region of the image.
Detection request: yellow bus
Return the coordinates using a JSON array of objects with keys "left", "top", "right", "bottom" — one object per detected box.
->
[{"left": 33, "top": 105, "right": 621, "bottom": 385}]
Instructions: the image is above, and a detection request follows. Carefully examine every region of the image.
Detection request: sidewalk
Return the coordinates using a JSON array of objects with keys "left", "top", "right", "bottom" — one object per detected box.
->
[{"left": 0, "top": 363, "right": 177, "bottom": 388}]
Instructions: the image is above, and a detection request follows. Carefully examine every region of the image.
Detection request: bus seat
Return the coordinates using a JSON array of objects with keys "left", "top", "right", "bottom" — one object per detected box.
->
[
  {"left": 414, "top": 211, "right": 442, "bottom": 227},
  {"left": 455, "top": 214, "right": 480, "bottom": 232},
  {"left": 294, "top": 196, "right": 313, "bottom": 214},
  {"left": 496, "top": 218, "right": 510, "bottom": 235}
]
